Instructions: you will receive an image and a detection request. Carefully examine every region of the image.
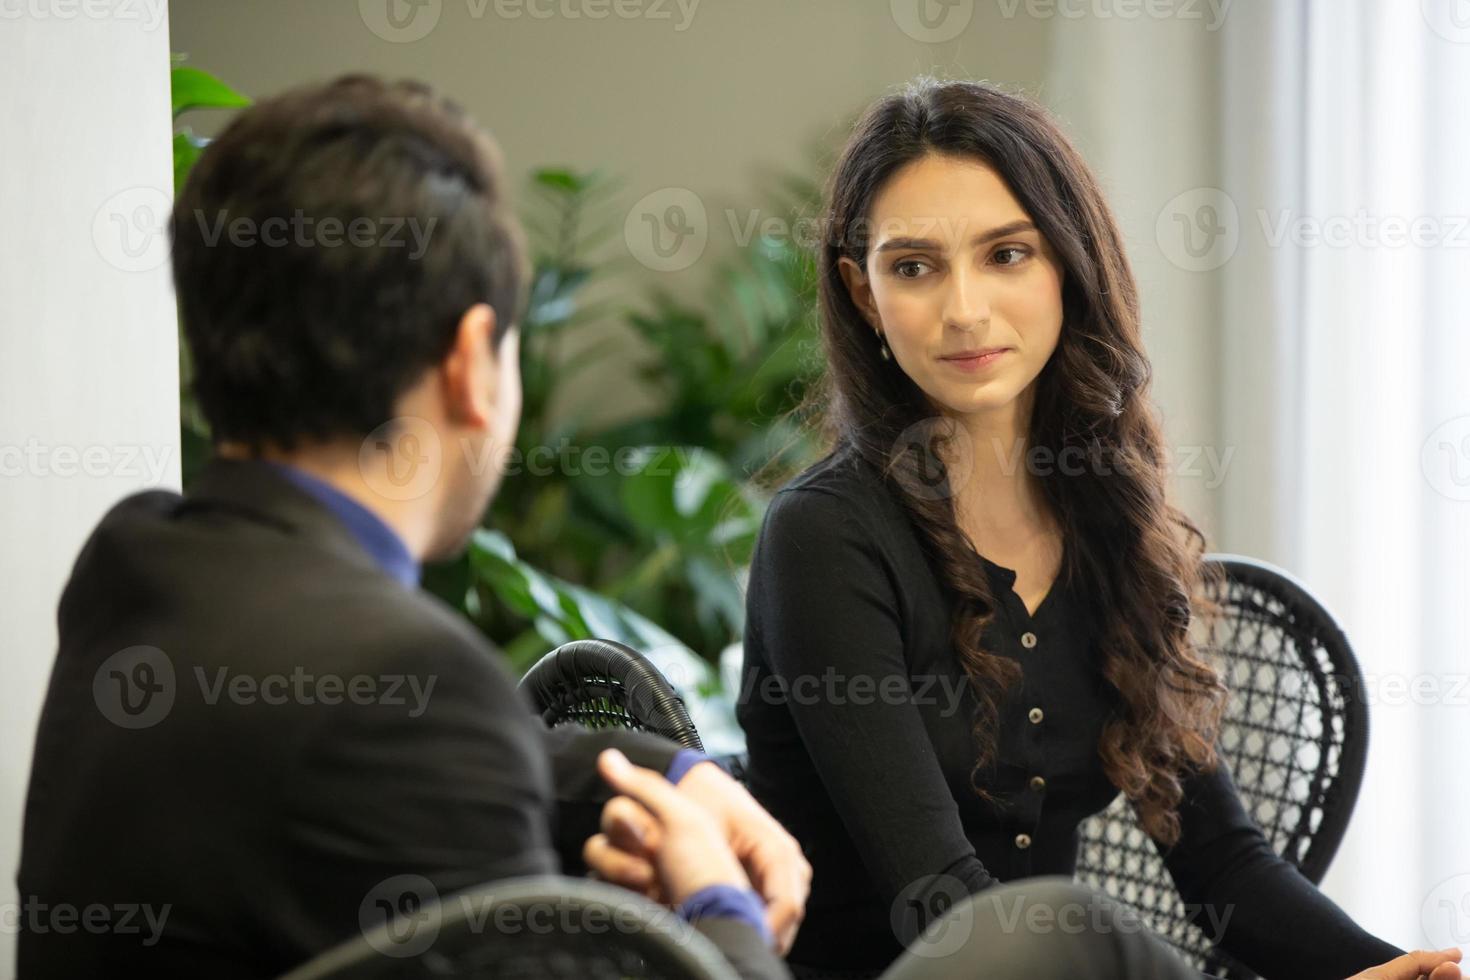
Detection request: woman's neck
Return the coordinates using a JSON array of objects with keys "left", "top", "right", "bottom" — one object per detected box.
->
[{"left": 945, "top": 392, "right": 1057, "bottom": 549}]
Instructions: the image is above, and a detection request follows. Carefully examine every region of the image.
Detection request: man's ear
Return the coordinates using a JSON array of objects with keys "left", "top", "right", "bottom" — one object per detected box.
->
[
  {"left": 837, "top": 255, "right": 880, "bottom": 330},
  {"left": 441, "top": 303, "right": 497, "bottom": 430}
]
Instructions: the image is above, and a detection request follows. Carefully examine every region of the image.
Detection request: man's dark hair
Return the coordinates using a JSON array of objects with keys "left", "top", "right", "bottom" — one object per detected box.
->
[{"left": 171, "top": 74, "right": 528, "bottom": 451}]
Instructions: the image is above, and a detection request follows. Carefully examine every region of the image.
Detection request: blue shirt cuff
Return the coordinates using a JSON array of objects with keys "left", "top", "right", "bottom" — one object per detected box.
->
[
  {"left": 665, "top": 748, "right": 711, "bottom": 784},
  {"left": 677, "top": 884, "right": 772, "bottom": 946}
]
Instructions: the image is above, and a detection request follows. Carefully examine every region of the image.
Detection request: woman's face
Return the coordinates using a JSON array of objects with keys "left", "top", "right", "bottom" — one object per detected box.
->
[{"left": 839, "top": 153, "right": 1066, "bottom": 423}]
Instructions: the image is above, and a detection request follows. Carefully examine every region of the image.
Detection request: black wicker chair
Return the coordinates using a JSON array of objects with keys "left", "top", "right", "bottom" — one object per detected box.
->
[
  {"left": 277, "top": 875, "right": 739, "bottom": 979},
  {"left": 1073, "top": 553, "right": 1370, "bottom": 978},
  {"left": 519, "top": 639, "right": 705, "bottom": 752}
]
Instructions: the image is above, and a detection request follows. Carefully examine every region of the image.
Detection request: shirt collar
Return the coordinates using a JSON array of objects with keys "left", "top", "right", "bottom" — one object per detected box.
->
[{"left": 264, "top": 462, "right": 421, "bottom": 589}]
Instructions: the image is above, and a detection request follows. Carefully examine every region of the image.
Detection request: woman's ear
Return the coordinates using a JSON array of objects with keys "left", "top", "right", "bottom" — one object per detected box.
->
[{"left": 837, "top": 255, "right": 880, "bottom": 330}]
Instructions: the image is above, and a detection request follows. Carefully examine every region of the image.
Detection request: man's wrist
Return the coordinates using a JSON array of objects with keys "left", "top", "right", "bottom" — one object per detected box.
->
[
  {"left": 665, "top": 748, "right": 714, "bottom": 784},
  {"left": 677, "top": 884, "right": 772, "bottom": 946}
]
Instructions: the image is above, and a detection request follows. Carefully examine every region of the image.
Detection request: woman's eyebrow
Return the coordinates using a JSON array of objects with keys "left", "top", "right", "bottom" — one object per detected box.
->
[{"left": 873, "top": 219, "right": 1038, "bottom": 253}]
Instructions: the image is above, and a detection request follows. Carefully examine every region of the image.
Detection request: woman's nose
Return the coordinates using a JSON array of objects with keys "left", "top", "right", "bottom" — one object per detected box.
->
[{"left": 942, "top": 266, "right": 992, "bottom": 332}]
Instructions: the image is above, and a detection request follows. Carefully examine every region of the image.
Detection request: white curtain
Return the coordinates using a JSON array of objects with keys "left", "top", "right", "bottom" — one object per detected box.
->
[
  {"left": 1218, "top": 0, "right": 1470, "bottom": 949},
  {"left": 1048, "top": 0, "right": 1470, "bottom": 953}
]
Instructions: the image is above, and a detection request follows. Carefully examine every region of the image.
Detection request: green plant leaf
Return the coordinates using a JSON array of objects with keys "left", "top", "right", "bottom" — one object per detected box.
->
[
  {"left": 171, "top": 65, "right": 250, "bottom": 119},
  {"left": 469, "top": 529, "right": 709, "bottom": 674},
  {"left": 533, "top": 168, "right": 589, "bottom": 194},
  {"left": 173, "top": 130, "right": 207, "bottom": 191}
]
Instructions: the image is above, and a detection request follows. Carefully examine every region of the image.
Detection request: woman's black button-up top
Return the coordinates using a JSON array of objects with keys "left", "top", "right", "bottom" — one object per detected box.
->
[{"left": 737, "top": 446, "right": 1400, "bottom": 977}]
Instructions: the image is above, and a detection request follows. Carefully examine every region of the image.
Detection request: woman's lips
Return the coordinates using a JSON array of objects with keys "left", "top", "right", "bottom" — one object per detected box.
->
[{"left": 939, "top": 349, "right": 1010, "bottom": 372}]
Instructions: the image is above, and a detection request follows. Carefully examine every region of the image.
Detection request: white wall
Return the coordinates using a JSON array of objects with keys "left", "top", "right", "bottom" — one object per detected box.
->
[
  {"left": 0, "top": 5, "right": 177, "bottom": 975},
  {"left": 1043, "top": 10, "right": 1225, "bottom": 544}
]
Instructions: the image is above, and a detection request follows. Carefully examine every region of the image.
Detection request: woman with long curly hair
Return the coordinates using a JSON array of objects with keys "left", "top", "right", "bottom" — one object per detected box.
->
[{"left": 737, "top": 77, "right": 1410, "bottom": 979}]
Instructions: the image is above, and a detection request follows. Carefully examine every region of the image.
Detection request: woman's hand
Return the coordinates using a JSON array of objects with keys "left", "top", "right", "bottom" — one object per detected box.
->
[{"left": 1348, "top": 946, "right": 1462, "bottom": 979}]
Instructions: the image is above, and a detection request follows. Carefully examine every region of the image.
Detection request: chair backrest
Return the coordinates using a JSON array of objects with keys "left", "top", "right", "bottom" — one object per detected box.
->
[
  {"left": 1073, "top": 554, "right": 1371, "bottom": 978},
  {"left": 519, "top": 639, "right": 706, "bottom": 752},
  {"left": 278, "top": 875, "right": 740, "bottom": 980}
]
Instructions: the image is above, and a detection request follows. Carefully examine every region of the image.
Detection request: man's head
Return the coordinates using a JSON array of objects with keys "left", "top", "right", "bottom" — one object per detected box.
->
[{"left": 171, "top": 74, "right": 526, "bottom": 559}]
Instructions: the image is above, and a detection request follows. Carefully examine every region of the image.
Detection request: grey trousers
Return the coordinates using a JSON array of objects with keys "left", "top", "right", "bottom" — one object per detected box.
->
[{"left": 793, "top": 878, "right": 1207, "bottom": 980}]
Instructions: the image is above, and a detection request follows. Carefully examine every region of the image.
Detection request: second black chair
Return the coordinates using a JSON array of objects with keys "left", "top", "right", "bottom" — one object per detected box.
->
[
  {"left": 1073, "top": 554, "right": 1371, "bottom": 978},
  {"left": 520, "top": 638, "right": 706, "bottom": 752}
]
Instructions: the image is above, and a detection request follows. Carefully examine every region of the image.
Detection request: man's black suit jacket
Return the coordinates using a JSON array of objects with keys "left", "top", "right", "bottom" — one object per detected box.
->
[{"left": 16, "top": 458, "right": 786, "bottom": 979}]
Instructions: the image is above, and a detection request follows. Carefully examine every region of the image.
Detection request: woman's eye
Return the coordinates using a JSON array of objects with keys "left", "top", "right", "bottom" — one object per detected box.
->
[
  {"left": 893, "top": 259, "right": 929, "bottom": 279},
  {"left": 994, "top": 246, "right": 1032, "bottom": 266}
]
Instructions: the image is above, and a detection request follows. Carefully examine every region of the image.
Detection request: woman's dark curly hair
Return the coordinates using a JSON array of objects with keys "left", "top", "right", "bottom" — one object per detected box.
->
[{"left": 802, "top": 76, "right": 1228, "bottom": 847}]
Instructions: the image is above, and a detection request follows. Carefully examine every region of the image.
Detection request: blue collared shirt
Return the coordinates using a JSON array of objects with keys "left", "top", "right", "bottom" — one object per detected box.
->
[{"left": 267, "top": 462, "right": 421, "bottom": 588}]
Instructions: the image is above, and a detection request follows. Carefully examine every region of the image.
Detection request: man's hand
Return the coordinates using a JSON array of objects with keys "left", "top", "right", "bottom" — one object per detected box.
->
[
  {"left": 582, "top": 750, "right": 751, "bottom": 906},
  {"left": 584, "top": 755, "right": 811, "bottom": 955},
  {"left": 1349, "top": 947, "right": 1462, "bottom": 980},
  {"left": 674, "top": 760, "right": 811, "bottom": 956},
  {"left": 584, "top": 787, "right": 668, "bottom": 904}
]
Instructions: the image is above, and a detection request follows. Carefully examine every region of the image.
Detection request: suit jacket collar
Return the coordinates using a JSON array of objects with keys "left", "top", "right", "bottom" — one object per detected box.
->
[{"left": 182, "top": 457, "right": 385, "bottom": 578}]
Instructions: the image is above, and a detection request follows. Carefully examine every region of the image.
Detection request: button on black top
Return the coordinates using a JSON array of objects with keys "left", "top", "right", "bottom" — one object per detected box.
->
[{"left": 737, "top": 445, "right": 1401, "bottom": 976}]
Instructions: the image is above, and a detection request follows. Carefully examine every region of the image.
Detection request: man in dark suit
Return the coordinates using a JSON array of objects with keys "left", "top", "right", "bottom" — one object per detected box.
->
[{"left": 15, "top": 74, "right": 805, "bottom": 979}]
